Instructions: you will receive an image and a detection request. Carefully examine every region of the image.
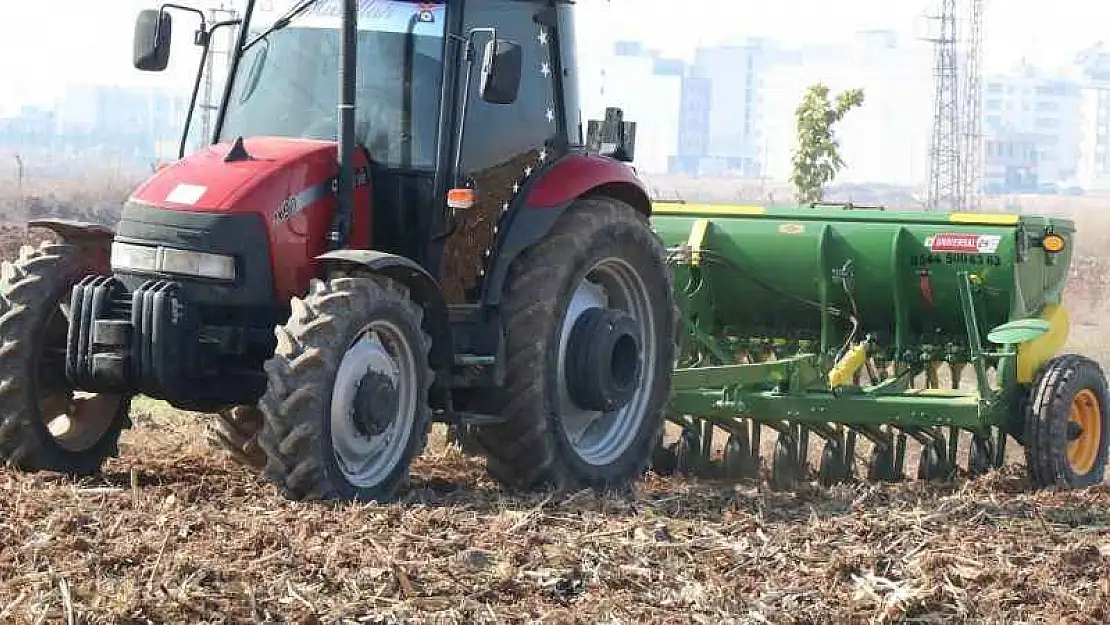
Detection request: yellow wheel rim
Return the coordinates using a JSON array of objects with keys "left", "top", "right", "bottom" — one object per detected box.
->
[{"left": 1067, "top": 389, "right": 1102, "bottom": 475}]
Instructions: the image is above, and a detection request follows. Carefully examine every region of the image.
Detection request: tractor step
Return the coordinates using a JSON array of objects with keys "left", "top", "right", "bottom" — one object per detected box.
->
[
  {"left": 455, "top": 354, "right": 496, "bottom": 366},
  {"left": 448, "top": 304, "right": 502, "bottom": 387},
  {"left": 457, "top": 412, "right": 508, "bottom": 426},
  {"left": 436, "top": 410, "right": 508, "bottom": 426}
]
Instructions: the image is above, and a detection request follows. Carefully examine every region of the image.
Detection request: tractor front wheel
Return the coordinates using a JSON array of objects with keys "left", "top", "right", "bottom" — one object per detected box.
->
[
  {"left": 0, "top": 242, "right": 131, "bottom": 476},
  {"left": 472, "top": 196, "right": 675, "bottom": 493},
  {"left": 1024, "top": 354, "right": 1109, "bottom": 489},
  {"left": 256, "top": 276, "right": 433, "bottom": 502}
]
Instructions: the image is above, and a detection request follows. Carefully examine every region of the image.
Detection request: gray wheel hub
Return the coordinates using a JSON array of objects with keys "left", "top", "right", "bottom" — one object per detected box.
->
[
  {"left": 565, "top": 307, "right": 643, "bottom": 413},
  {"left": 556, "top": 257, "right": 656, "bottom": 467},
  {"left": 354, "top": 370, "right": 399, "bottom": 438},
  {"left": 330, "top": 322, "right": 416, "bottom": 488}
]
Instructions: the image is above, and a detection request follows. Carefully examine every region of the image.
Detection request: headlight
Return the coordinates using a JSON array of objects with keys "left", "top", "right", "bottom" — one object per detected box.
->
[
  {"left": 111, "top": 242, "right": 236, "bottom": 281},
  {"left": 111, "top": 242, "right": 159, "bottom": 272},
  {"left": 160, "top": 248, "right": 237, "bottom": 281}
]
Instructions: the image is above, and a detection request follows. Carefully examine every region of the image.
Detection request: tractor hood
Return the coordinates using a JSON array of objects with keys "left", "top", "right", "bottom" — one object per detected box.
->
[{"left": 129, "top": 137, "right": 340, "bottom": 214}]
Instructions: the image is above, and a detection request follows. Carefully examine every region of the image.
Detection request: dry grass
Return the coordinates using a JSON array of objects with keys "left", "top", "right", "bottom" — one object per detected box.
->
[{"left": 1, "top": 181, "right": 1109, "bottom": 622}]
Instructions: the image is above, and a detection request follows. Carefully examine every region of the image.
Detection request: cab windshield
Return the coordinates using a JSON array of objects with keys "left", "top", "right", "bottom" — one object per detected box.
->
[{"left": 218, "top": 0, "right": 446, "bottom": 170}]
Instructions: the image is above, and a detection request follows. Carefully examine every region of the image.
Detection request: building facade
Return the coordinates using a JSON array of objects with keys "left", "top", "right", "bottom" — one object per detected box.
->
[
  {"left": 587, "top": 41, "right": 684, "bottom": 174},
  {"left": 981, "top": 64, "right": 1083, "bottom": 193}
]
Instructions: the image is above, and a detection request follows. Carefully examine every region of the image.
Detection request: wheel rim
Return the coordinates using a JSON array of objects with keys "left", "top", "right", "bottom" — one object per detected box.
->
[
  {"left": 37, "top": 300, "right": 124, "bottom": 453},
  {"left": 330, "top": 320, "right": 417, "bottom": 488},
  {"left": 1067, "top": 388, "right": 1101, "bottom": 475},
  {"left": 556, "top": 257, "right": 656, "bottom": 467}
]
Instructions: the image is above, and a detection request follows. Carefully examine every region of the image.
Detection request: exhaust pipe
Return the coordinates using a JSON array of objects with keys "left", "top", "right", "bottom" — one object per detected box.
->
[{"left": 330, "top": 0, "right": 358, "bottom": 248}]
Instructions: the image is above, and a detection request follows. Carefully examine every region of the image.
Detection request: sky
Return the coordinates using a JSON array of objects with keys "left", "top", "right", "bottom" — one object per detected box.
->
[{"left": 3, "top": 0, "right": 1110, "bottom": 115}]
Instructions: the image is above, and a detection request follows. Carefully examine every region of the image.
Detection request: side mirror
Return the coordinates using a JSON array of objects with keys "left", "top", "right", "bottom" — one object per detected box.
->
[
  {"left": 134, "top": 9, "right": 173, "bottom": 72},
  {"left": 479, "top": 39, "right": 521, "bottom": 105},
  {"left": 587, "top": 107, "right": 637, "bottom": 163}
]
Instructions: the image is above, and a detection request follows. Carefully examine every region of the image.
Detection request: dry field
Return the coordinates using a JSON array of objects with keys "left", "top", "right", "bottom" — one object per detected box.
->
[{"left": 0, "top": 178, "right": 1108, "bottom": 623}]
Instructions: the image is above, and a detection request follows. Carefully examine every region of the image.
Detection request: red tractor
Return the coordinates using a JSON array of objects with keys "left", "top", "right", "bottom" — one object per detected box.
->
[{"left": 0, "top": 0, "right": 675, "bottom": 502}]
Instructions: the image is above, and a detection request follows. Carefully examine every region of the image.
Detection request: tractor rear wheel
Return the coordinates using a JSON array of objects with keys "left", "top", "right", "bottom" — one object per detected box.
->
[
  {"left": 471, "top": 196, "right": 675, "bottom": 493},
  {"left": 0, "top": 242, "right": 131, "bottom": 476},
  {"left": 256, "top": 276, "right": 433, "bottom": 502},
  {"left": 1024, "top": 354, "right": 1109, "bottom": 489}
]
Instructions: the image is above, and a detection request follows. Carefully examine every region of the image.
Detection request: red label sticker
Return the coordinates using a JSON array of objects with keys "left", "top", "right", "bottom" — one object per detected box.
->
[{"left": 925, "top": 233, "right": 1001, "bottom": 254}]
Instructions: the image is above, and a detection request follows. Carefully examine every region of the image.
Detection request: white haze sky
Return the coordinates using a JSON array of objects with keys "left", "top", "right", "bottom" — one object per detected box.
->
[{"left": 0, "top": 0, "right": 1106, "bottom": 113}]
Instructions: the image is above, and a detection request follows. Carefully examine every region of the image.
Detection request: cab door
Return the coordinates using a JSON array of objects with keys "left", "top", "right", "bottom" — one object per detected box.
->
[{"left": 440, "top": 0, "right": 567, "bottom": 304}]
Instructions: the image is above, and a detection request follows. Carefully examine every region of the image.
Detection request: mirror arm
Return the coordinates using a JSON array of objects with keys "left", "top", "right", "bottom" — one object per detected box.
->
[
  {"left": 177, "top": 19, "right": 242, "bottom": 159},
  {"left": 180, "top": 36, "right": 212, "bottom": 159},
  {"left": 451, "top": 27, "right": 496, "bottom": 187},
  {"left": 159, "top": 3, "right": 209, "bottom": 42}
]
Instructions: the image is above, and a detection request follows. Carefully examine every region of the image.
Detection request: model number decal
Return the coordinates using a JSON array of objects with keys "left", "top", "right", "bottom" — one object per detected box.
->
[
  {"left": 273, "top": 167, "right": 370, "bottom": 225},
  {"left": 925, "top": 233, "right": 1002, "bottom": 254},
  {"left": 910, "top": 252, "right": 1002, "bottom": 267},
  {"left": 274, "top": 196, "right": 299, "bottom": 223}
]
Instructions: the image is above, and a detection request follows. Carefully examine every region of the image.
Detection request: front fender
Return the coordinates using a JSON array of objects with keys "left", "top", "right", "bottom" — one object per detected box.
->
[
  {"left": 316, "top": 249, "right": 452, "bottom": 371},
  {"left": 479, "top": 153, "right": 652, "bottom": 307},
  {"left": 28, "top": 218, "right": 116, "bottom": 273}
]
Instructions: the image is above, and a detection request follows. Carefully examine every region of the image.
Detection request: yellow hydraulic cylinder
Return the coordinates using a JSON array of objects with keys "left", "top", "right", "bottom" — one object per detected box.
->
[{"left": 827, "top": 343, "right": 869, "bottom": 389}]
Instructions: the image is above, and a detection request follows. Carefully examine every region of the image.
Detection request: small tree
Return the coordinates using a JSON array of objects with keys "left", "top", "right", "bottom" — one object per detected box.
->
[{"left": 790, "top": 83, "right": 865, "bottom": 204}]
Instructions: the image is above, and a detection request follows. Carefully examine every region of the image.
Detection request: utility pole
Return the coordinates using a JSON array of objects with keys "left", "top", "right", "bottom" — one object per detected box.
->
[
  {"left": 960, "top": 0, "right": 984, "bottom": 211},
  {"left": 13, "top": 154, "right": 24, "bottom": 218},
  {"left": 925, "top": 0, "right": 962, "bottom": 212}
]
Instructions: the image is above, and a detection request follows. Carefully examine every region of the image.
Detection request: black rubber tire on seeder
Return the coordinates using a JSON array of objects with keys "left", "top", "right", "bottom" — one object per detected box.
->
[
  {"left": 1023, "top": 353, "right": 1110, "bottom": 489},
  {"left": 470, "top": 196, "right": 676, "bottom": 493},
  {"left": 256, "top": 275, "right": 434, "bottom": 502},
  {"left": 0, "top": 242, "right": 132, "bottom": 476}
]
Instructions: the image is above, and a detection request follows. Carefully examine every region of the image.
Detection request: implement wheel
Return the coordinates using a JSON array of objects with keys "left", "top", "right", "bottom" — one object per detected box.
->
[
  {"left": 257, "top": 276, "right": 433, "bottom": 502},
  {"left": 1024, "top": 354, "right": 1109, "bottom": 489},
  {"left": 471, "top": 196, "right": 675, "bottom": 492},
  {"left": 0, "top": 243, "right": 131, "bottom": 475}
]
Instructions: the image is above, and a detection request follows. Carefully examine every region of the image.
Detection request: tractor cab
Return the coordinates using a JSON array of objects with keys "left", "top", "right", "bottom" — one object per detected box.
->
[{"left": 133, "top": 0, "right": 581, "bottom": 300}]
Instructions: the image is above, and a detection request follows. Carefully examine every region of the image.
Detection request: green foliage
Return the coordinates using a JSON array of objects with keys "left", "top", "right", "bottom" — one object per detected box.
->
[{"left": 790, "top": 83, "right": 865, "bottom": 204}]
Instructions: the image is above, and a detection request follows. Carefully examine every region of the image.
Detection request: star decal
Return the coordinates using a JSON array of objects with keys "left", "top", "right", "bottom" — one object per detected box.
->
[
  {"left": 512, "top": 182, "right": 521, "bottom": 194},
  {"left": 524, "top": 166, "right": 533, "bottom": 177},
  {"left": 545, "top": 108, "right": 555, "bottom": 123},
  {"left": 538, "top": 30, "right": 548, "bottom": 46},
  {"left": 538, "top": 148, "right": 548, "bottom": 162},
  {"left": 540, "top": 62, "right": 551, "bottom": 78}
]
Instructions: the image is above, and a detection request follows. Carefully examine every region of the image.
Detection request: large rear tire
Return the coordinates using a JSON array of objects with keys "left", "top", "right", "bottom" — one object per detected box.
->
[
  {"left": 471, "top": 196, "right": 676, "bottom": 492},
  {"left": 1024, "top": 354, "right": 1109, "bottom": 489},
  {"left": 0, "top": 242, "right": 131, "bottom": 476},
  {"left": 256, "top": 275, "right": 433, "bottom": 502}
]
